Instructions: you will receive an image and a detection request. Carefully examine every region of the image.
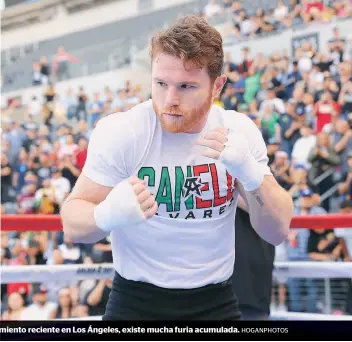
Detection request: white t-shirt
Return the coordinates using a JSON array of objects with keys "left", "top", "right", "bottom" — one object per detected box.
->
[
  {"left": 51, "top": 177, "right": 71, "bottom": 204},
  {"left": 21, "top": 302, "right": 57, "bottom": 320},
  {"left": 291, "top": 135, "right": 316, "bottom": 169},
  {"left": 82, "top": 100, "right": 272, "bottom": 289}
]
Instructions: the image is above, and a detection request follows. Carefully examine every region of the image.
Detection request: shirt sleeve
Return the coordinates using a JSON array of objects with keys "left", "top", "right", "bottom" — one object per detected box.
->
[{"left": 82, "top": 114, "right": 131, "bottom": 187}]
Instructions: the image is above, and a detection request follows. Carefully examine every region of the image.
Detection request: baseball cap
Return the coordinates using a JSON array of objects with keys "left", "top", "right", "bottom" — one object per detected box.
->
[
  {"left": 300, "top": 188, "right": 313, "bottom": 197},
  {"left": 248, "top": 114, "right": 257, "bottom": 121},
  {"left": 32, "top": 284, "right": 48, "bottom": 295}
]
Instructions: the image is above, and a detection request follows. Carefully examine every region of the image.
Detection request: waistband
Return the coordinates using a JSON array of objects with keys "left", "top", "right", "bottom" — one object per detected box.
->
[{"left": 113, "top": 271, "right": 233, "bottom": 296}]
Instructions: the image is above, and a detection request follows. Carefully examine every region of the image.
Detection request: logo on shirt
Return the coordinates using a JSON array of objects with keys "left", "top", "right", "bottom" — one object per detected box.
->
[
  {"left": 137, "top": 163, "right": 237, "bottom": 219},
  {"left": 183, "top": 177, "right": 203, "bottom": 199}
]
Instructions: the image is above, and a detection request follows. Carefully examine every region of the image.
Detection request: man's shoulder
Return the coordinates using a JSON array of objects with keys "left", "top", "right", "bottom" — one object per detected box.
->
[
  {"left": 92, "top": 100, "right": 155, "bottom": 142},
  {"left": 97, "top": 100, "right": 153, "bottom": 127}
]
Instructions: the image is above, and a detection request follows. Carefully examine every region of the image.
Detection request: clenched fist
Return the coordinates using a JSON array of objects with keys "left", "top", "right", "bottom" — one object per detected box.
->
[
  {"left": 196, "top": 126, "right": 264, "bottom": 192},
  {"left": 128, "top": 176, "right": 158, "bottom": 218},
  {"left": 94, "top": 176, "right": 158, "bottom": 233}
]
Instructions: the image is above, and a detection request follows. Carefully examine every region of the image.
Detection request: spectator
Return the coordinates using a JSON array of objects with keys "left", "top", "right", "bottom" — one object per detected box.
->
[
  {"left": 288, "top": 164, "right": 318, "bottom": 203},
  {"left": 93, "top": 236, "right": 113, "bottom": 263},
  {"left": 32, "top": 62, "right": 42, "bottom": 86},
  {"left": 50, "top": 167, "right": 71, "bottom": 206},
  {"left": 1, "top": 293, "right": 26, "bottom": 320},
  {"left": 58, "top": 134, "right": 78, "bottom": 160},
  {"left": 74, "top": 137, "right": 88, "bottom": 171},
  {"left": 335, "top": 200, "right": 352, "bottom": 258},
  {"left": 237, "top": 47, "right": 253, "bottom": 77},
  {"left": 260, "top": 103, "right": 280, "bottom": 141},
  {"left": 85, "top": 279, "right": 112, "bottom": 317},
  {"left": 338, "top": 79, "right": 352, "bottom": 115},
  {"left": 271, "top": 240, "right": 288, "bottom": 313},
  {"left": 308, "top": 132, "right": 340, "bottom": 210},
  {"left": 26, "top": 240, "right": 46, "bottom": 265},
  {"left": 278, "top": 100, "right": 303, "bottom": 156},
  {"left": 203, "top": 0, "right": 222, "bottom": 19},
  {"left": 61, "top": 88, "right": 78, "bottom": 122},
  {"left": 274, "top": 0, "right": 289, "bottom": 26},
  {"left": 52, "top": 46, "right": 80, "bottom": 82},
  {"left": 1, "top": 152, "right": 13, "bottom": 204},
  {"left": 337, "top": 151, "right": 352, "bottom": 201},
  {"left": 76, "top": 86, "right": 88, "bottom": 121},
  {"left": 88, "top": 92, "right": 104, "bottom": 128},
  {"left": 51, "top": 288, "right": 75, "bottom": 319},
  {"left": 35, "top": 152, "right": 53, "bottom": 184},
  {"left": 331, "top": 119, "right": 352, "bottom": 175},
  {"left": 222, "top": 83, "right": 239, "bottom": 111},
  {"left": 271, "top": 151, "right": 292, "bottom": 190},
  {"left": 34, "top": 177, "right": 58, "bottom": 215},
  {"left": 291, "top": 121, "right": 316, "bottom": 169},
  {"left": 21, "top": 284, "right": 57, "bottom": 320},
  {"left": 17, "top": 180, "right": 37, "bottom": 214},
  {"left": 39, "top": 56, "right": 50, "bottom": 85},
  {"left": 57, "top": 236, "right": 83, "bottom": 265},
  {"left": 313, "top": 92, "right": 341, "bottom": 133},
  {"left": 259, "top": 88, "right": 285, "bottom": 116},
  {"left": 286, "top": 188, "right": 325, "bottom": 313},
  {"left": 59, "top": 154, "right": 80, "bottom": 189},
  {"left": 244, "top": 65, "right": 261, "bottom": 104}
]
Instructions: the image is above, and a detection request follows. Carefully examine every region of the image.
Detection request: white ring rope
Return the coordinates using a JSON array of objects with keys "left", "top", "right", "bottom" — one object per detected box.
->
[
  {"left": 1, "top": 262, "right": 352, "bottom": 284},
  {"left": 61, "top": 311, "right": 352, "bottom": 321},
  {"left": 2, "top": 262, "right": 352, "bottom": 321}
]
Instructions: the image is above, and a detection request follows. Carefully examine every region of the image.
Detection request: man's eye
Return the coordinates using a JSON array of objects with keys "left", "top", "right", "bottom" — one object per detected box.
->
[
  {"left": 180, "top": 84, "right": 195, "bottom": 89},
  {"left": 157, "top": 82, "right": 167, "bottom": 87}
]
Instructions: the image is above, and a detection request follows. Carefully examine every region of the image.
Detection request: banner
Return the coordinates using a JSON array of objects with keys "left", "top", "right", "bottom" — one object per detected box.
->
[{"left": 1, "top": 321, "right": 352, "bottom": 340}]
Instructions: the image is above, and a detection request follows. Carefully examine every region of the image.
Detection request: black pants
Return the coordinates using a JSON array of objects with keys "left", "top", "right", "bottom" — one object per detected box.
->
[
  {"left": 102, "top": 272, "right": 241, "bottom": 321},
  {"left": 239, "top": 305, "right": 269, "bottom": 320}
]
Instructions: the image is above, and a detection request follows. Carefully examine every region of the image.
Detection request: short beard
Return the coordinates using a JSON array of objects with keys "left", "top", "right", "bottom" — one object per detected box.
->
[{"left": 153, "top": 92, "right": 213, "bottom": 133}]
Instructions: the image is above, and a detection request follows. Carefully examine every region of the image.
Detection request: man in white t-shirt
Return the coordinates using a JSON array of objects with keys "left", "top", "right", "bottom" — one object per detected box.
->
[
  {"left": 61, "top": 15, "right": 293, "bottom": 320},
  {"left": 291, "top": 121, "right": 316, "bottom": 169},
  {"left": 21, "top": 285, "right": 57, "bottom": 320}
]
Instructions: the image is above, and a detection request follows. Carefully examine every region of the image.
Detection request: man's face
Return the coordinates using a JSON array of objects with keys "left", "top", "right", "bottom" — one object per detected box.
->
[
  {"left": 34, "top": 292, "right": 47, "bottom": 306},
  {"left": 300, "top": 196, "right": 314, "bottom": 210},
  {"left": 151, "top": 53, "right": 222, "bottom": 134}
]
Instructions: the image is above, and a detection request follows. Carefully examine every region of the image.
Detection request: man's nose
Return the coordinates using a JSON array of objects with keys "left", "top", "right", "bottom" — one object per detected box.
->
[{"left": 165, "top": 87, "right": 180, "bottom": 107}]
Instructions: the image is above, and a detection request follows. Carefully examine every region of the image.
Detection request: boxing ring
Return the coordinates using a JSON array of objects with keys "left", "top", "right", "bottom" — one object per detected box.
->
[{"left": 2, "top": 213, "right": 352, "bottom": 320}]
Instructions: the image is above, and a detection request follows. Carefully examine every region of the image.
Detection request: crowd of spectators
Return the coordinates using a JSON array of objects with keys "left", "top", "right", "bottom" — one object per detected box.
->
[
  {"left": 203, "top": 0, "right": 351, "bottom": 43},
  {"left": 1, "top": 79, "right": 144, "bottom": 320},
  {"left": 1, "top": 1, "right": 352, "bottom": 320}
]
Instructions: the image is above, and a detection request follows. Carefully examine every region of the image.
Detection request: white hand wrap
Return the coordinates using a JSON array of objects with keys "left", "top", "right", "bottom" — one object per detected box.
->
[
  {"left": 219, "top": 131, "right": 265, "bottom": 192},
  {"left": 94, "top": 179, "right": 146, "bottom": 233}
]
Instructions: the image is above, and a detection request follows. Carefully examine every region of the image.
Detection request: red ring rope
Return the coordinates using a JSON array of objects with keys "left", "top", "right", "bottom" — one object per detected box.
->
[{"left": 1, "top": 214, "right": 352, "bottom": 231}]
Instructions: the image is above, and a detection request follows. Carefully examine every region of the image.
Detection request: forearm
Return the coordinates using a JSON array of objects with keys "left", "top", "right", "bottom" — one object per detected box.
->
[
  {"left": 61, "top": 198, "right": 108, "bottom": 244},
  {"left": 239, "top": 176, "right": 293, "bottom": 246},
  {"left": 309, "top": 253, "right": 331, "bottom": 261},
  {"left": 87, "top": 284, "right": 104, "bottom": 306},
  {"left": 335, "top": 134, "right": 349, "bottom": 153}
]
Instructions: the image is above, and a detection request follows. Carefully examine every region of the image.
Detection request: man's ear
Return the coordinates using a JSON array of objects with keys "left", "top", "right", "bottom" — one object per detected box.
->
[{"left": 212, "top": 74, "right": 227, "bottom": 98}]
